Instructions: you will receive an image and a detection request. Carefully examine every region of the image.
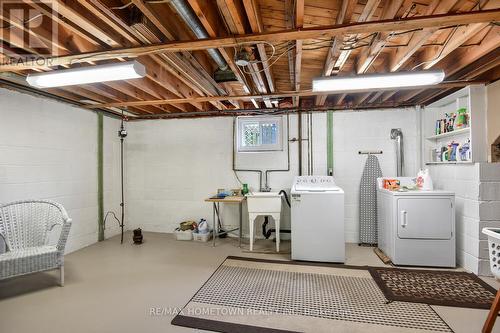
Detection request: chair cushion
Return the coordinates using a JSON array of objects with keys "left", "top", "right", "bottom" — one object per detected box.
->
[{"left": 0, "top": 245, "right": 60, "bottom": 279}]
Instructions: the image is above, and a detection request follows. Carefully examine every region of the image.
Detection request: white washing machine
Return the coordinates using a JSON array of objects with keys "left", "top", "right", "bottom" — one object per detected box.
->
[
  {"left": 377, "top": 177, "right": 455, "bottom": 267},
  {"left": 291, "top": 176, "right": 345, "bottom": 263}
]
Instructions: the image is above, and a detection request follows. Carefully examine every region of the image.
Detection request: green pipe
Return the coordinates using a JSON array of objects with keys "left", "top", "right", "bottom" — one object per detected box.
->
[
  {"left": 327, "top": 111, "right": 334, "bottom": 176},
  {"left": 97, "top": 112, "right": 104, "bottom": 241}
]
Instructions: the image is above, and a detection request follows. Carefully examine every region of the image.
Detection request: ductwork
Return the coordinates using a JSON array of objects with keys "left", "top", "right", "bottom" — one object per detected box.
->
[
  {"left": 168, "top": 0, "right": 229, "bottom": 71},
  {"left": 390, "top": 128, "right": 404, "bottom": 177}
]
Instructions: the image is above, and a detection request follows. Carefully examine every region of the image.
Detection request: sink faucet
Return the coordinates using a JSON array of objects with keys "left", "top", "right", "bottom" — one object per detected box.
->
[{"left": 260, "top": 185, "right": 272, "bottom": 192}]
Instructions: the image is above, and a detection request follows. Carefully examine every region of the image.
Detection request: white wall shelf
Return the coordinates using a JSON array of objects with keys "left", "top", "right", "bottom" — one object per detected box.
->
[
  {"left": 422, "top": 85, "right": 487, "bottom": 165},
  {"left": 426, "top": 127, "right": 470, "bottom": 141},
  {"left": 425, "top": 161, "right": 474, "bottom": 165}
]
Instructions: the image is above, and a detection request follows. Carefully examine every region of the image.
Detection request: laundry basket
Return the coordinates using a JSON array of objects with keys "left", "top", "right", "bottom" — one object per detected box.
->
[{"left": 482, "top": 228, "right": 500, "bottom": 279}]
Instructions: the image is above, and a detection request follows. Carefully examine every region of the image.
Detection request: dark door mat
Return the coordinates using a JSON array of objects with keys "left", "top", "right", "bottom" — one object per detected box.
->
[{"left": 369, "top": 266, "right": 497, "bottom": 309}]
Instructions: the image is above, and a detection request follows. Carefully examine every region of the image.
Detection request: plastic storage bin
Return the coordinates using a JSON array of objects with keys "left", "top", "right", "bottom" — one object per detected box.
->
[
  {"left": 482, "top": 228, "right": 500, "bottom": 279},
  {"left": 174, "top": 229, "right": 193, "bottom": 241},
  {"left": 193, "top": 231, "right": 212, "bottom": 242}
]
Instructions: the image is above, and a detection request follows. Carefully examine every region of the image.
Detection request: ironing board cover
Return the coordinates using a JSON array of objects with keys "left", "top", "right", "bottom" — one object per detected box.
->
[{"left": 359, "top": 154, "right": 382, "bottom": 245}]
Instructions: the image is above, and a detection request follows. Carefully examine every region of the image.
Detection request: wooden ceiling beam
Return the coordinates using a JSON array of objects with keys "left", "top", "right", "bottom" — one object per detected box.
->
[
  {"left": 77, "top": 0, "right": 142, "bottom": 46},
  {"left": 321, "top": 0, "right": 356, "bottom": 77},
  {"left": 49, "top": 0, "right": 124, "bottom": 47},
  {"left": 83, "top": 80, "right": 485, "bottom": 109},
  {"left": 128, "top": 0, "right": 218, "bottom": 91},
  {"left": 352, "top": 92, "right": 373, "bottom": 107},
  {"left": 394, "top": 88, "right": 429, "bottom": 104},
  {"left": 2, "top": 9, "right": 499, "bottom": 71},
  {"left": 20, "top": 0, "right": 103, "bottom": 49},
  {"left": 401, "top": 26, "right": 500, "bottom": 104},
  {"left": 125, "top": 15, "right": 226, "bottom": 110},
  {"left": 316, "top": 0, "right": 378, "bottom": 106},
  {"left": 78, "top": 0, "right": 214, "bottom": 112},
  {"left": 454, "top": 49, "right": 500, "bottom": 80},
  {"left": 0, "top": 15, "right": 168, "bottom": 112},
  {"left": 336, "top": 93, "right": 348, "bottom": 106},
  {"left": 356, "top": 0, "right": 405, "bottom": 74},
  {"left": 82, "top": 83, "right": 168, "bottom": 114},
  {"left": 402, "top": 46, "right": 500, "bottom": 105},
  {"left": 0, "top": 24, "right": 50, "bottom": 57},
  {"left": 389, "top": 0, "right": 460, "bottom": 72},
  {"left": 418, "top": 0, "right": 497, "bottom": 70},
  {"left": 0, "top": 10, "right": 69, "bottom": 56},
  {"left": 284, "top": 0, "right": 295, "bottom": 97},
  {"left": 368, "top": 90, "right": 384, "bottom": 103},
  {"left": 37, "top": 0, "right": 189, "bottom": 113},
  {"left": 420, "top": 24, "right": 489, "bottom": 70},
  {"left": 130, "top": 0, "right": 176, "bottom": 41},
  {"left": 187, "top": 0, "right": 255, "bottom": 105},
  {"left": 380, "top": 90, "right": 397, "bottom": 103},
  {"left": 315, "top": 0, "right": 355, "bottom": 106},
  {"left": 158, "top": 54, "right": 227, "bottom": 109},
  {"left": 47, "top": 85, "right": 143, "bottom": 115},
  {"left": 332, "top": 0, "right": 381, "bottom": 72},
  {"left": 243, "top": 0, "right": 276, "bottom": 93},
  {"left": 294, "top": 0, "right": 304, "bottom": 107},
  {"left": 89, "top": 82, "right": 174, "bottom": 114},
  {"left": 217, "top": 0, "right": 270, "bottom": 108},
  {"left": 139, "top": 57, "right": 203, "bottom": 110},
  {"left": 43, "top": 87, "right": 96, "bottom": 105}
]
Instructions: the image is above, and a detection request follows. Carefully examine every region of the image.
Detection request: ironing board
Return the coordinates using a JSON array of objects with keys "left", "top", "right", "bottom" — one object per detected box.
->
[{"left": 359, "top": 154, "right": 382, "bottom": 245}]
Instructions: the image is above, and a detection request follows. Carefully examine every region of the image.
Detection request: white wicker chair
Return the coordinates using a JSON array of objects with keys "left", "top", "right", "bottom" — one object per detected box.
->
[{"left": 0, "top": 200, "right": 72, "bottom": 286}]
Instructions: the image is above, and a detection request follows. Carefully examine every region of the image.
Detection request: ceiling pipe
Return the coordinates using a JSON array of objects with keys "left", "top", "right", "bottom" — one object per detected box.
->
[
  {"left": 168, "top": 0, "right": 229, "bottom": 71},
  {"left": 130, "top": 104, "right": 417, "bottom": 120}
]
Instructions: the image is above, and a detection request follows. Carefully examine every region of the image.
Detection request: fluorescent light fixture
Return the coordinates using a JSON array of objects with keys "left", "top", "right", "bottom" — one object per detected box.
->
[
  {"left": 312, "top": 70, "right": 445, "bottom": 92},
  {"left": 26, "top": 61, "right": 146, "bottom": 88}
]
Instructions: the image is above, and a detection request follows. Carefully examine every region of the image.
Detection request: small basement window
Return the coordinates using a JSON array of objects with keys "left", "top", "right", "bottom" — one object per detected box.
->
[{"left": 237, "top": 116, "right": 283, "bottom": 152}]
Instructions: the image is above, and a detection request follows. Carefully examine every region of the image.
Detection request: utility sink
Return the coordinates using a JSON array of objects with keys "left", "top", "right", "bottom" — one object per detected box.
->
[{"left": 246, "top": 192, "right": 282, "bottom": 213}]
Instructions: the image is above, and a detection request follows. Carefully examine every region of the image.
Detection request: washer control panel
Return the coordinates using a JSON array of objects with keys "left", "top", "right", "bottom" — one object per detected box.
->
[{"left": 293, "top": 176, "right": 339, "bottom": 191}]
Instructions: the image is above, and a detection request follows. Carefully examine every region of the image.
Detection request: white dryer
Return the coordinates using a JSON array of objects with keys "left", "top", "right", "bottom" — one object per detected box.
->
[
  {"left": 291, "top": 176, "right": 345, "bottom": 263},
  {"left": 377, "top": 177, "right": 455, "bottom": 267}
]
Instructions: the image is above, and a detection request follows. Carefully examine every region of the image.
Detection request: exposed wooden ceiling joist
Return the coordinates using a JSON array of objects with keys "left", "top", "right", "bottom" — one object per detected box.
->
[
  {"left": 356, "top": 0, "right": 405, "bottom": 74},
  {"left": 187, "top": 0, "right": 257, "bottom": 108},
  {"left": 1, "top": 9, "right": 498, "bottom": 71},
  {"left": 389, "top": 0, "right": 462, "bottom": 72},
  {"left": 83, "top": 80, "right": 486, "bottom": 109},
  {"left": 294, "top": 0, "right": 304, "bottom": 107},
  {"left": 1, "top": 1, "right": 498, "bottom": 117},
  {"left": 316, "top": 0, "right": 379, "bottom": 106}
]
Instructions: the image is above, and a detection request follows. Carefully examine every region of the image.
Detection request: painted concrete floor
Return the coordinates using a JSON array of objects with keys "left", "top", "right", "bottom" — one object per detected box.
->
[{"left": 0, "top": 232, "right": 499, "bottom": 333}]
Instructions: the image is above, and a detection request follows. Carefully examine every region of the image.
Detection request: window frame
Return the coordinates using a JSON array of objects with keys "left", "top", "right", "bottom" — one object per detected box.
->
[{"left": 237, "top": 116, "right": 283, "bottom": 152}]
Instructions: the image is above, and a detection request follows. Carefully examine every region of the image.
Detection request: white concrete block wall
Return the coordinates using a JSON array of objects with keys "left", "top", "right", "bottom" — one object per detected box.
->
[
  {"left": 103, "top": 117, "right": 124, "bottom": 239},
  {"left": 429, "top": 162, "right": 500, "bottom": 275},
  {"left": 0, "top": 88, "right": 122, "bottom": 253},
  {"left": 126, "top": 108, "right": 417, "bottom": 244},
  {"left": 332, "top": 109, "right": 419, "bottom": 242},
  {"left": 125, "top": 115, "right": 304, "bottom": 235}
]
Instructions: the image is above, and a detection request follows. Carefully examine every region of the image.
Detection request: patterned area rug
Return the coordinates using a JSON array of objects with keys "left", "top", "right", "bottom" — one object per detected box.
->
[
  {"left": 369, "top": 267, "right": 497, "bottom": 309},
  {"left": 172, "top": 257, "right": 453, "bottom": 333}
]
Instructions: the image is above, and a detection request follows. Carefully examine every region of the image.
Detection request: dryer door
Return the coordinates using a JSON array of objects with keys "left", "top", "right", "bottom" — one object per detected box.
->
[{"left": 397, "top": 197, "right": 453, "bottom": 240}]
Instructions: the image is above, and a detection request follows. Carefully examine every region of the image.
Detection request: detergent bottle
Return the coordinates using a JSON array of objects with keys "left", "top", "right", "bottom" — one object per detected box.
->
[
  {"left": 197, "top": 219, "right": 210, "bottom": 234},
  {"left": 416, "top": 169, "right": 434, "bottom": 191},
  {"left": 422, "top": 169, "right": 434, "bottom": 191}
]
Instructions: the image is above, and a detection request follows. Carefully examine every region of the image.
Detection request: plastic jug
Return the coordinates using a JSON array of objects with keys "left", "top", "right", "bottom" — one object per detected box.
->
[
  {"left": 417, "top": 169, "right": 434, "bottom": 191},
  {"left": 198, "top": 219, "right": 209, "bottom": 234}
]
